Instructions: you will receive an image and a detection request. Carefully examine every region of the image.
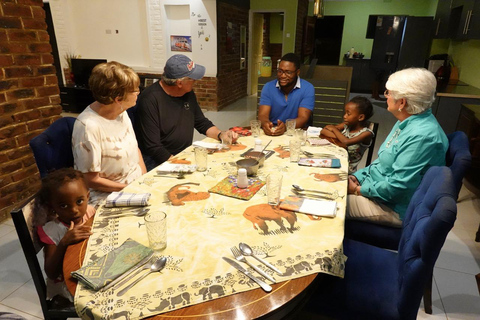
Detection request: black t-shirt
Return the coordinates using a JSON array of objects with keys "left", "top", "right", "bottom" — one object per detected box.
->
[{"left": 134, "top": 82, "right": 214, "bottom": 166}]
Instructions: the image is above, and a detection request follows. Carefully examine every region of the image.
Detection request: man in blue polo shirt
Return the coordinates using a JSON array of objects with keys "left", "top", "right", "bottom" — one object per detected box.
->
[{"left": 258, "top": 53, "right": 315, "bottom": 136}]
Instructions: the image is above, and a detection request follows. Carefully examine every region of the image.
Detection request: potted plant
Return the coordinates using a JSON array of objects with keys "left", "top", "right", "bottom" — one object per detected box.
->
[{"left": 63, "top": 52, "right": 80, "bottom": 85}]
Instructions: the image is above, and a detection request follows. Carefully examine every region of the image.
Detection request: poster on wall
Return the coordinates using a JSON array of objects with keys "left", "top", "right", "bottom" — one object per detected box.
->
[{"left": 170, "top": 35, "right": 192, "bottom": 52}]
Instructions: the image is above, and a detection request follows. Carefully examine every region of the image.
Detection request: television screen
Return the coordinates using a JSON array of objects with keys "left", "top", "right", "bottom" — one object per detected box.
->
[{"left": 71, "top": 58, "right": 107, "bottom": 88}]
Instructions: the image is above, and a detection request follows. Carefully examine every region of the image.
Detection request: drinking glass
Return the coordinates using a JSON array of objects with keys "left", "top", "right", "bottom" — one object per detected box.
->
[
  {"left": 250, "top": 120, "right": 262, "bottom": 137},
  {"left": 295, "top": 128, "right": 307, "bottom": 145},
  {"left": 194, "top": 147, "right": 208, "bottom": 172},
  {"left": 267, "top": 174, "right": 283, "bottom": 206},
  {"left": 286, "top": 119, "right": 296, "bottom": 136},
  {"left": 144, "top": 211, "right": 167, "bottom": 251},
  {"left": 289, "top": 140, "right": 301, "bottom": 162}
]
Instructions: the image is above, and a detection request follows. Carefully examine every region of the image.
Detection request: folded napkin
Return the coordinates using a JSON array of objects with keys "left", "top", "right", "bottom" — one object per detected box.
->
[
  {"left": 209, "top": 175, "right": 266, "bottom": 200},
  {"left": 105, "top": 192, "right": 151, "bottom": 208},
  {"left": 307, "top": 138, "right": 331, "bottom": 146},
  {"left": 298, "top": 158, "right": 341, "bottom": 168},
  {"left": 280, "top": 196, "right": 337, "bottom": 217},
  {"left": 192, "top": 141, "right": 223, "bottom": 149},
  {"left": 71, "top": 238, "right": 153, "bottom": 290},
  {"left": 307, "top": 126, "right": 322, "bottom": 137},
  {"left": 156, "top": 162, "right": 197, "bottom": 173}
]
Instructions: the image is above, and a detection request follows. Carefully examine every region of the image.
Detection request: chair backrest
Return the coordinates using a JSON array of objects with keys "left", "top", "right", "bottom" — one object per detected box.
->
[
  {"left": 365, "top": 121, "right": 379, "bottom": 166},
  {"left": 10, "top": 195, "right": 77, "bottom": 320},
  {"left": 29, "top": 117, "right": 76, "bottom": 178},
  {"left": 310, "top": 78, "right": 349, "bottom": 128},
  {"left": 446, "top": 131, "right": 472, "bottom": 198},
  {"left": 256, "top": 76, "right": 277, "bottom": 119},
  {"left": 396, "top": 166, "right": 457, "bottom": 318}
]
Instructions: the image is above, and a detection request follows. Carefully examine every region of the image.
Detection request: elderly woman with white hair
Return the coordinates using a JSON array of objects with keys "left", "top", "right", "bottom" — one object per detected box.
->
[{"left": 347, "top": 68, "right": 448, "bottom": 226}]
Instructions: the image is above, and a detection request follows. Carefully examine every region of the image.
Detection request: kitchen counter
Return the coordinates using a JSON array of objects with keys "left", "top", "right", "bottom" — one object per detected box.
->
[
  {"left": 437, "top": 81, "right": 480, "bottom": 99},
  {"left": 433, "top": 82, "right": 480, "bottom": 134}
]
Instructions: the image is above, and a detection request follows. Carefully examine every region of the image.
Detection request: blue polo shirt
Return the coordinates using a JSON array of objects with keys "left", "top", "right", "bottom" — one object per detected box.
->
[{"left": 259, "top": 77, "right": 315, "bottom": 125}]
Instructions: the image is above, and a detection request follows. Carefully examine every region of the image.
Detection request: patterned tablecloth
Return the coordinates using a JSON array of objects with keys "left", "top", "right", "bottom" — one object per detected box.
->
[{"left": 74, "top": 134, "right": 348, "bottom": 320}]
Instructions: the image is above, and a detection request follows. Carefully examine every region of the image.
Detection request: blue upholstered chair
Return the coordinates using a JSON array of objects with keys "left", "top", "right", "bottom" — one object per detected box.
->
[
  {"left": 343, "top": 131, "right": 471, "bottom": 313},
  {"left": 306, "top": 166, "right": 457, "bottom": 320},
  {"left": 29, "top": 117, "right": 76, "bottom": 178}
]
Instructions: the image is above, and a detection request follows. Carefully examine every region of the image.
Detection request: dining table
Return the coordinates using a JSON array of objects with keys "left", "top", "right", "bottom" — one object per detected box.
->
[{"left": 63, "top": 132, "right": 349, "bottom": 320}]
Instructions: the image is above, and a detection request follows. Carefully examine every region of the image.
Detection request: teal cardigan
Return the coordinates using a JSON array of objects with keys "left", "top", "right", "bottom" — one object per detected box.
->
[{"left": 354, "top": 109, "right": 449, "bottom": 219}]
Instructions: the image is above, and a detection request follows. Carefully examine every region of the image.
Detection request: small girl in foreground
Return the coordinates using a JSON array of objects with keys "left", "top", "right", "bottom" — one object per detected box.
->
[
  {"left": 320, "top": 96, "right": 374, "bottom": 172},
  {"left": 34, "top": 168, "right": 95, "bottom": 304}
]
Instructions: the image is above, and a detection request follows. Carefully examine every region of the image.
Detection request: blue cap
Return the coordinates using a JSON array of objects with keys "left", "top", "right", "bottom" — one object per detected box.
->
[{"left": 164, "top": 54, "right": 206, "bottom": 80}]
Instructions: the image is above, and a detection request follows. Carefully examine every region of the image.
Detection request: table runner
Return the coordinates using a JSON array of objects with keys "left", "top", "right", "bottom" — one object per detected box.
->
[{"left": 74, "top": 135, "right": 348, "bottom": 320}]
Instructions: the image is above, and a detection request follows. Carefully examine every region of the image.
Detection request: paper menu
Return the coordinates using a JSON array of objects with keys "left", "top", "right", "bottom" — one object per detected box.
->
[{"left": 279, "top": 196, "right": 337, "bottom": 217}]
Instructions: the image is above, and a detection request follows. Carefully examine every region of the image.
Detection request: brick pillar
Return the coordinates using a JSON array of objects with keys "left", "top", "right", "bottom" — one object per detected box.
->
[{"left": 0, "top": 0, "right": 61, "bottom": 221}]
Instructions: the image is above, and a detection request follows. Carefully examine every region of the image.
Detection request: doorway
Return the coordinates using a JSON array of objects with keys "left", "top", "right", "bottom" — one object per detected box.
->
[
  {"left": 248, "top": 11, "right": 284, "bottom": 95},
  {"left": 314, "top": 16, "right": 345, "bottom": 65}
]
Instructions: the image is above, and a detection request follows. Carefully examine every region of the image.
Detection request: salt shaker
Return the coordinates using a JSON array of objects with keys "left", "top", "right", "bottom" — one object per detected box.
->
[
  {"left": 253, "top": 139, "right": 262, "bottom": 152},
  {"left": 237, "top": 168, "right": 248, "bottom": 188}
]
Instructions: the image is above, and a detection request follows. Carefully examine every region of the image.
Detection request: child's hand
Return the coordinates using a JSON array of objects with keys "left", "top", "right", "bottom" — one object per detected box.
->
[
  {"left": 60, "top": 221, "right": 92, "bottom": 246},
  {"left": 324, "top": 125, "right": 336, "bottom": 131}
]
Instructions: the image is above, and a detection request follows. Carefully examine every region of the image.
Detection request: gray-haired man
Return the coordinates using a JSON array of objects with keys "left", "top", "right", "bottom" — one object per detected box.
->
[{"left": 134, "top": 54, "right": 237, "bottom": 171}]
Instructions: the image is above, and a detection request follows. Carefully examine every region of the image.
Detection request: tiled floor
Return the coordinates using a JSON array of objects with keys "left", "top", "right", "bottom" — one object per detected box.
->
[{"left": 1, "top": 94, "right": 479, "bottom": 319}]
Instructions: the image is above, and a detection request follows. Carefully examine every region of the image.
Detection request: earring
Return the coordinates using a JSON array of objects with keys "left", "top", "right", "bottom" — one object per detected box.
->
[{"left": 398, "top": 108, "right": 402, "bottom": 112}]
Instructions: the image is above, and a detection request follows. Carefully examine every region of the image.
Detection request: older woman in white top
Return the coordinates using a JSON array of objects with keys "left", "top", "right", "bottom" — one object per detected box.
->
[{"left": 72, "top": 61, "right": 146, "bottom": 201}]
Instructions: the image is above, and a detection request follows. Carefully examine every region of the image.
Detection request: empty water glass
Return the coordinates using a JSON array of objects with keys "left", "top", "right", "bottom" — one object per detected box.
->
[
  {"left": 286, "top": 119, "right": 296, "bottom": 136},
  {"left": 194, "top": 147, "right": 208, "bottom": 171},
  {"left": 144, "top": 211, "right": 167, "bottom": 251},
  {"left": 267, "top": 174, "right": 283, "bottom": 206},
  {"left": 289, "top": 140, "right": 301, "bottom": 162},
  {"left": 250, "top": 120, "right": 262, "bottom": 138}
]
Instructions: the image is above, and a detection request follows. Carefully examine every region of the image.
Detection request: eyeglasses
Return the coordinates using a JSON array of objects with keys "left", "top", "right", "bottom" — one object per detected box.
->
[
  {"left": 277, "top": 69, "right": 297, "bottom": 76},
  {"left": 384, "top": 89, "right": 391, "bottom": 97}
]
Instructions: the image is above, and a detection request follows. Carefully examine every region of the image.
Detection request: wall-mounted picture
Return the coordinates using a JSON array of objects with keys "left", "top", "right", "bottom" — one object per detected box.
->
[{"left": 171, "top": 35, "right": 192, "bottom": 52}]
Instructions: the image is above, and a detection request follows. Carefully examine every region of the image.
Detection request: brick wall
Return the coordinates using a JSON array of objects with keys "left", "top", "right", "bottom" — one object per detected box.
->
[
  {"left": 0, "top": 0, "right": 61, "bottom": 222},
  {"left": 295, "top": 0, "right": 310, "bottom": 57},
  {"left": 216, "top": 2, "right": 248, "bottom": 110}
]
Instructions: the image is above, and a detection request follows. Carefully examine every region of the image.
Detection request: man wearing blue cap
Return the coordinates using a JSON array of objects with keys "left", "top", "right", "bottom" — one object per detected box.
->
[{"left": 134, "top": 54, "right": 237, "bottom": 171}]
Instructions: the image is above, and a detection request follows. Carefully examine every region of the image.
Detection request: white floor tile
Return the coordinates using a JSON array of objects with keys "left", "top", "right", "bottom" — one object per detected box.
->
[
  {"left": 417, "top": 275, "right": 447, "bottom": 319},
  {"left": 0, "top": 223, "right": 15, "bottom": 239},
  {"left": 435, "top": 228, "right": 480, "bottom": 275},
  {"left": 0, "top": 304, "right": 42, "bottom": 320},
  {"left": 434, "top": 268, "right": 480, "bottom": 319},
  {"left": 0, "top": 232, "right": 33, "bottom": 301},
  {"left": 1, "top": 279, "right": 43, "bottom": 319},
  {"left": 1, "top": 217, "right": 14, "bottom": 227}
]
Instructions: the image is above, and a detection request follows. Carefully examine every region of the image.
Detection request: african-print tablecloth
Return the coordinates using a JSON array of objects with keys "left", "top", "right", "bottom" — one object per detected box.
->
[{"left": 74, "top": 134, "right": 348, "bottom": 320}]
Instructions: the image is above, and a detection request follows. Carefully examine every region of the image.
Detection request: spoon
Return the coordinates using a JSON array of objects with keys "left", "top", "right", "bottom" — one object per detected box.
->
[
  {"left": 102, "top": 208, "right": 150, "bottom": 219},
  {"left": 117, "top": 257, "right": 167, "bottom": 296},
  {"left": 292, "top": 184, "right": 332, "bottom": 195},
  {"left": 154, "top": 173, "right": 186, "bottom": 179},
  {"left": 239, "top": 243, "right": 283, "bottom": 276}
]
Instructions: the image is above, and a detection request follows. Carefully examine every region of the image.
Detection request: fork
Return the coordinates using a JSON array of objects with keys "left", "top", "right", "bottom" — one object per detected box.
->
[{"left": 230, "top": 246, "right": 276, "bottom": 283}]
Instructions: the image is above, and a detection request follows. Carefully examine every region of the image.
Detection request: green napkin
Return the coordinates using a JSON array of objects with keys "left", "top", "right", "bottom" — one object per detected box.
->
[{"left": 71, "top": 238, "right": 153, "bottom": 291}]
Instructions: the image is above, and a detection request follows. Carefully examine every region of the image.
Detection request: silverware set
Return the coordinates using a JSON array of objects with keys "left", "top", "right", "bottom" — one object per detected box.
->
[
  {"left": 154, "top": 173, "right": 186, "bottom": 179},
  {"left": 100, "top": 208, "right": 150, "bottom": 219},
  {"left": 224, "top": 243, "right": 283, "bottom": 292},
  {"left": 101, "top": 255, "right": 167, "bottom": 296}
]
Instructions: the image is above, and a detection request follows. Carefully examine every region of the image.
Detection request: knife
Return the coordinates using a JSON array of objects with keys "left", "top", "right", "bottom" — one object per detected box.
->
[
  {"left": 101, "top": 251, "right": 154, "bottom": 291},
  {"left": 223, "top": 257, "right": 272, "bottom": 292}
]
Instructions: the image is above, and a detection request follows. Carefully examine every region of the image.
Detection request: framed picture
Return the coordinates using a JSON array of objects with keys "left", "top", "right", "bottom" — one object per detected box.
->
[{"left": 171, "top": 35, "right": 192, "bottom": 52}]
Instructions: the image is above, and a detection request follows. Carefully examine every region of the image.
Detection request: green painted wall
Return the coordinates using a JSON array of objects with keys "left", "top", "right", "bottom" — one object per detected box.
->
[
  {"left": 270, "top": 13, "right": 283, "bottom": 44},
  {"left": 449, "top": 40, "right": 480, "bottom": 88},
  {"left": 250, "top": 0, "right": 297, "bottom": 54},
  {"left": 324, "top": 0, "right": 437, "bottom": 63}
]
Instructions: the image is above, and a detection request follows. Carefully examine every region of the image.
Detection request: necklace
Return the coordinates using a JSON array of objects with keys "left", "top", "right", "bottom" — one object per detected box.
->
[{"left": 386, "top": 129, "right": 401, "bottom": 148}]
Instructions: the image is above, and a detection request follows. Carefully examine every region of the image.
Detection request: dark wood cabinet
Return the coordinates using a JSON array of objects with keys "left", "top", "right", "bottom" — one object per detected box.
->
[
  {"left": 434, "top": 0, "right": 454, "bottom": 38},
  {"left": 345, "top": 58, "right": 378, "bottom": 93},
  {"left": 59, "top": 86, "right": 94, "bottom": 113},
  {"left": 456, "top": 104, "right": 480, "bottom": 191}
]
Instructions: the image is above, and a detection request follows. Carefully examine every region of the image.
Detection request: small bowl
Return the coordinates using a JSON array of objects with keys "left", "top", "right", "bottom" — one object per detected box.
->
[
  {"left": 236, "top": 158, "right": 259, "bottom": 176},
  {"left": 244, "top": 151, "right": 265, "bottom": 167}
]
